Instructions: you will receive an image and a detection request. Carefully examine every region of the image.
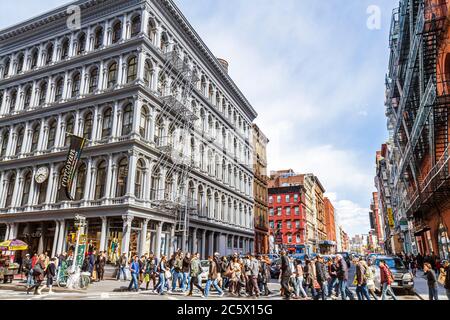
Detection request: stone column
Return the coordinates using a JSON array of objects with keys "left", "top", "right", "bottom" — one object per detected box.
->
[
  {"left": 51, "top": 220, "right": 60, "bottom": 257},
  {"left": 121, "top": 215, "right": 133, "bottom": 258},
  {"left": 192, "top": 228, "right": 198, "bottom": 254},
  {"left": 155, "top": 221, "right": 163, "bottom": 258},
  {"left": 208, "top": 232, "right": 214, "bottom": 257},
  {"left": 169, "top": 224, "right": 176, "bottom": 256},
  {"left": 126, "top": 151, "right": 137, "bottom": 199},
  {"left": 5, "top": 224, "right": 11, "bottom": 240},
  {"left": 56, "top": 219, "right": 66, "bottom": 254},
  {"left": 201, "top": 229, "right": 206, "bottom": 259},
  {"left": 139, "top": 218, "right": 149, "bottom": 256},
  {"left": 99, "top": 216, "right": 108, "bottom": 252}
]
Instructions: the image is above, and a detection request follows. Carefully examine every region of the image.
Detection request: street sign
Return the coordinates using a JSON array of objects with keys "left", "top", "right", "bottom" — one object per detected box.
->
[
  {"left": 387, "top": 208, "right": 395, "bottom": 228},
  {"left": 75, "top": 243, "right": 86, "bottom": 268}
]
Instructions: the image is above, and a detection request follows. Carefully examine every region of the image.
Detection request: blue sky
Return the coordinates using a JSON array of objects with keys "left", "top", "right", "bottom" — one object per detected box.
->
[{"left": 0, "top": 0, "right": 396, "bottom": 237}]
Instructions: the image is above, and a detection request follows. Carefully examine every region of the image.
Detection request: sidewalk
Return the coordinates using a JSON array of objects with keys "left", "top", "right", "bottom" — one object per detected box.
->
[{"left": 413, "top": 272, "right": 449, "bottom": 301}]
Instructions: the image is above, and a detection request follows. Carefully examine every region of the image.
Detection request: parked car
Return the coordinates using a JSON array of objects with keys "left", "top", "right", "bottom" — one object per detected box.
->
[
  {"left": 270, "top": 258, "right": 281, "bottom": 279},
  {"left": 367, "top": 253, "right": 382, "bottom": 262},
  {"left": 373, "top": 256, "right": 415, "bottom": 295},
  {"left": 267, "top": 254, "right": 279, "bottom": 262}
]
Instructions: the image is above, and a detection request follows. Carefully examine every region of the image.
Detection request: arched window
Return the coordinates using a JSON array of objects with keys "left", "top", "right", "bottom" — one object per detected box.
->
[
  {"left": 139, "top": 106, "right": 149, "bottom": 138},
  {"left": 101, "top": 108, "right": 113, "bottom": 139},
  {"left": 77, "top": 33, "right": 86, "bottom": 55},
  {"left": 65, "top": 115, "right": 75, "bottom": 146},
  {"left": 94, "top": 160, "right": 107, "bottom": 200},
  {"left": 0, "top": 130, "right": 9, "bottom": 157},
  {"left": 61, "top": 39, "right": 69, "bottom": 60},
  {"left": 30, "top": 50, "right": 39, "bottom": 69},
  {"left": 39, "top": 82, "right": 47, "bottom": 105},
  {"left": 55, "top": 78, "right": 64, "bottom": 102},
  {"left": 197, "top": 185, "right": 204, "bottom": 215},
  {"left": 144, "top": 60, "right": 153, "bottom": 87},
  {"left": 30, "top": 123, "right": 40, "bottom": 152},
  {"left": 121, "top": 104, "right": 133, "bottom": 136},
  {"left": 116, "top": 157, "right": 128, "bottom": 197},
  {"left": 46, "top": 43, "right": 54, "bottom": 65},
  {"left": 131, "top": 15, "right": 141, "bottom": 37},
  {"left": 135, "top": 159, "right": 145, "bottom": 198},
  {"left": 15, "top": 127, "right": 24, "bottom": 155},
  {"left": 74, "top": 163, "right": 86, "bottom": 201},
  {"left": 112, "top": 21, "right": 122, "bottom": 44},
  {"left": 165, "top": 173, "right": 173, "bottom": 200},
  {"left": 107, "top": 62, "right": 117, "bottom": 88},
  {"left": 150, "top": 167, "right": 160, "bottom": 200},
  {"left": 17, "top": 54, "right": 24, "bottom": 73},
  {"left": 21, "top": 171, "right": 32, "bottom": 206},
  {"left": 83, "top": 112, "right": 93, "bottom": 140},
  {"left": 5, "top": 173, "right": 16, "bottom": 208},
  {"left": 160, "top": 32, "right": 169, "bottom": 53},
  {"left": 127, "top": 56, "right": 137, "bottom": 83},
  {"left": 94, "top": 27, "right": 104, "bottom": 49},
  {"left": 37, "top": 177, "right": 48, "bottom": 205},
  {"left": 71, "top": 72, "right": 81, "bottom": 97},
  {"left": 89, "top": 67, "right": 99, "bottom": 93},
  {"left": 47, "top": 119, "right": 57, "bottom": 149},
  {"left": 148, "top": 19, "right": 156, "bottom": 43},
  {"left": 3, "top": 58, "right": 10, "bottom": 77},
  {"left": 23, "top": 86, "right": 32, "bottom": 109},
  {"left": 157, "top": 74, "right": 166, "bottom": 96},
  {"left": 9, "top": 90, "right": 17, "bottom": 113}
]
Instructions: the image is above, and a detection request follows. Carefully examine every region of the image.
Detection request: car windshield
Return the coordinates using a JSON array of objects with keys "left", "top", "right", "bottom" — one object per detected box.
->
[{"left": 376, "top": 258, "right": 405, "bottom": 270}]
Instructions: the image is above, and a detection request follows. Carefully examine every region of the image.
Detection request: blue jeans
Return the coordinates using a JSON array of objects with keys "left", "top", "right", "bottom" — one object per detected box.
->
[
  {"left": 428, "top": 286, "right": 439, "bottom": 300},
  {"left": 319, "top": 281, "right": 329, "bottom": 300},
  {"left": 381, "top": 283, "right": 397, "bottom": 300},
  {"left": 156, "top": 273, "right": 166, "bottom": 294},
  {"left": 338, "top": 279, "right": 354, "bottom": 300},
  {"left": 172, "top": 271, "right": 181, "bottom": 290},
  {"left": 181, "top": 272, "right": 190, "bottom": 292},
  {"left": 356, "top": 284, "right": 371, "bottom": 300},
  {"left": 26, "top": 270, "right": 34, "bottom": 287},
  {"left": 117, "top": 266, "right": 127, "bottom": 281},
  {"left": 293, "top": 276, "right": 307, "bottom": 298},
  {"left": 131, "top": 273, "right": 139, "bottom": 291},
  {"left": 205, "top": 278, "right": 223, "bottom": 297},
  {"left": 328, "top": 278, "right": 339, "bottom": 297}
]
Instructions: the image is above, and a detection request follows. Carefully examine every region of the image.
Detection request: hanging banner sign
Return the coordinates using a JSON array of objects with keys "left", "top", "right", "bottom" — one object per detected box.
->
[
  {"left": 60, "top": 135, "right": 86, "bottom": 200},
  {"left": 387, "top": 208, "right": 395, "bottom": 229}
]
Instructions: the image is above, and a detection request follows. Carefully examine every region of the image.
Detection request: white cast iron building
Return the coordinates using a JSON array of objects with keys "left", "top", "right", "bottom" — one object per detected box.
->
[{"left": 0, "top": 0, "right": 257, "bottom": 260}]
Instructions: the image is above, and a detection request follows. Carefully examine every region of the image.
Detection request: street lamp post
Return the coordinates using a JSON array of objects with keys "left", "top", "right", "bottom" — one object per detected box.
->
[{"left": 71, "top": 215, "right": 87, "bottom": 274}]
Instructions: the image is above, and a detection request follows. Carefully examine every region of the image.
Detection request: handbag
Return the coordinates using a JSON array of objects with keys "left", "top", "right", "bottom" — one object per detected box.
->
[
  {"left": 165, "top": 270, "right": 172, "bottom": 279},
  {"left": 313, "top": 279, "right": 321, "bottom": 290},
  {"left": 144, "top": 273, "right": 150, "bottom": 282}
]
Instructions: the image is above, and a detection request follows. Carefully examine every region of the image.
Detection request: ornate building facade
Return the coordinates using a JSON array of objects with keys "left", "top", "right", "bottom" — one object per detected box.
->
[
  {"left": 252, "top": 124, "right": 269, "bottom": 254},
  {"left": 0, "top": 0, "right": 257, "bottom": 260}
]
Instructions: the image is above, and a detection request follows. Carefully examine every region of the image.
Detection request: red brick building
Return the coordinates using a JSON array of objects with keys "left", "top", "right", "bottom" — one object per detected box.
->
[
  {"left": 268, "top": 185, "right": 307, "bottom": 253},
  {"left": 323, "top": 197, "right": 336, "bottom": 253}
]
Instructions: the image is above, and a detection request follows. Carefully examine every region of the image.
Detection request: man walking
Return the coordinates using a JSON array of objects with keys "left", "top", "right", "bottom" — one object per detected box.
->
[
  {"left": 247, "top": 254, "right": 260, "bottom": 298},
  {"left": 187, "top": 252, "right": 205, "bottom": 297},
  {"left": 204, "top": 255, "right": 224, "bottom": 298},
  {"left": 315, "top": 255, "right": 328, "bottom": 300},
  {"left": 280, "top": 250, "right": 292, "bottom": 300},
  {"left": 336, "top": 254, "right": 354, "bottom": 300},
  {"left": 380, "top": 259, "right": 397, "bottom": 300}
]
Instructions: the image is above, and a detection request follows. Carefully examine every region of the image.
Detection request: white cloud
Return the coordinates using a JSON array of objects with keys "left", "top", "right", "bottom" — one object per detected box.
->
[{"left": 331, "top": 198, "right": 371, "bottom": 237}]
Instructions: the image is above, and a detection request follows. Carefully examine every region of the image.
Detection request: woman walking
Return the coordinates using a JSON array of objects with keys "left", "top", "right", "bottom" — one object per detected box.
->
[
  {"left": 229, "top": 256, "right": 242, "bottom": 296},
  {"left": 44, "top": 258, "right": 56, "bottom": 294},
  {"left": 27, "top": 254, "right": 45, "bottom": 295},
  {"left": 366, "top": 259, "right": 378, "bottom": 300},
  {"left": 293, "top": 259, "right": 307, "bottom": 299}
]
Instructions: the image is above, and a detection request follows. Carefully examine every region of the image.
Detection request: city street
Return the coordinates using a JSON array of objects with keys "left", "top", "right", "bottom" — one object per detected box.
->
[{"left": 0, "top": 266, "right": 432, "bottom": 301}]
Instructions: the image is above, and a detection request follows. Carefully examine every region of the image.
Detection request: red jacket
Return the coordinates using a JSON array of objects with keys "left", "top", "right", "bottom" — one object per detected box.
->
[
  {"left": 31, "top": 256, "right": 38, "bottom": 268},
  {"left": 380, "top": 264, "right": 393, "bottom": 285}
]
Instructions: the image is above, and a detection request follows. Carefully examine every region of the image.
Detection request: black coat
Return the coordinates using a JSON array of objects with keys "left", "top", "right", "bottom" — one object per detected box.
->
[
  {"left": 337, "top": 260, "right": 348, "bottom": 281},
  {"left": 315, "top": 261, "right": 326, "bottom": 283},
  {"left": 281, "top": 255, "right": 291, "bottom": 277},
  {"left": 445, "top": 266, "right": 450, "bottom": 290}
]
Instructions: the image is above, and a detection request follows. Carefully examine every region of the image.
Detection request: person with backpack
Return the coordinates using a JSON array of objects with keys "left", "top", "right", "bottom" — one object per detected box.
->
[
  {"left": 355, "top": 258, "right": 370, "bottom": 300},
  {"left": 246, "top": 254, "right": 260, "bottom": 298},
  {"left": 424, "top": 262, "right": 438, "bottom": 300},
  {"left": 186, "top": 252, "right": 205, "bottom": 297},
  {"left": 380, "top": 259, "right": 398, "bottom": 300},
  {"left": 27, "top": 254, "right": 45, "bottom": 295}
]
